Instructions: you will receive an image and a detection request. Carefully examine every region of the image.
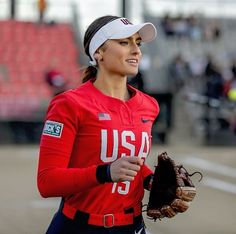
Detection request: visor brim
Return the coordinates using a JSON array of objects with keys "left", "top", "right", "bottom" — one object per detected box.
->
[{"left": 109, "top": 23, "right": 157, "bottom": 42}]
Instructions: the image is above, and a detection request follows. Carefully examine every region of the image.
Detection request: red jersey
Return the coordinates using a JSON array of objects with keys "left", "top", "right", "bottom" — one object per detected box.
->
[{"left": 37, "top": 80, "right": 159, "bottom": 215}]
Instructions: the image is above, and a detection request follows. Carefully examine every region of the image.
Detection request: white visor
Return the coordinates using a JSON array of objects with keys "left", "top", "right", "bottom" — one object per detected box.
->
[{"left": 89, "top": 17, "right": 157, "bottom": 65}]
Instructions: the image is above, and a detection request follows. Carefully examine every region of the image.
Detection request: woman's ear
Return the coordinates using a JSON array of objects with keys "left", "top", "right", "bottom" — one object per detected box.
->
[{"left": 94, "top": 50, "right": 103, "bottom": 62}]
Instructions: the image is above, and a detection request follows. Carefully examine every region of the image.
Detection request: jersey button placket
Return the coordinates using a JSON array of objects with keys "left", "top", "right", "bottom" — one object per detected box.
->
[{"left": 120, "top": 104, "right": 132, "bottom": 125}]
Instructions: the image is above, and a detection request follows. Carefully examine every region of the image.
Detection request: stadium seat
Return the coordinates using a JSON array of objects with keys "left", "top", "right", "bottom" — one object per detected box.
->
[{"left": 0, "top": 20, "right": 80, "bottom": 121}]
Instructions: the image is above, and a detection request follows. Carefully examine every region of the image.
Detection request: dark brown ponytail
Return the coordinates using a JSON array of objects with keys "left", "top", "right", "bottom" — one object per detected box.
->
[{"left": 81, "top": 66, "right": 97, "bottom": 83}]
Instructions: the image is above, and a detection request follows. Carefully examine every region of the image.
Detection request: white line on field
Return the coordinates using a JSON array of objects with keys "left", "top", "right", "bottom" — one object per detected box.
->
[
  {"left": 202, "top": 176, "right": 236, "bottom": 194},
  {"left": 181, "top": 156, "right": 236, "bottom": 179},
  {"left": 180, "top": 156, "right": 236, "bottom": 194}
]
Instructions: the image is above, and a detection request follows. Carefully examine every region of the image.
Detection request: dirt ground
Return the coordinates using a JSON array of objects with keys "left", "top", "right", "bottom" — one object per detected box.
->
[{"left": 0, "top": 141, "right": 236, "bottom": 234}]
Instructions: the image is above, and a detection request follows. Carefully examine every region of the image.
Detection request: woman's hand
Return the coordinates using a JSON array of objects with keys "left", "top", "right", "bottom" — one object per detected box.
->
[{"left": 110, "top": 156, "right": 144, "bottom": 182}]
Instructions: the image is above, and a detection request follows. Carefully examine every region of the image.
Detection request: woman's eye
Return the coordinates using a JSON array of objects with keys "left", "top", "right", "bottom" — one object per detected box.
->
[
  {"left": 136, "top": 41, "right": 142, "bottom": 47},
  {"left": 118, "top": 40, "right": 142, "bottom": 46},
  {"left": 119, "top": 41, "right": 129, "bottom": 45}
]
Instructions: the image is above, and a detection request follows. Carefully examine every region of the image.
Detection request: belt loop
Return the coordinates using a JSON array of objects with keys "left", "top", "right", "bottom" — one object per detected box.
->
[{"left": 103, "top": 214, "right": 115, "bottom": 228}]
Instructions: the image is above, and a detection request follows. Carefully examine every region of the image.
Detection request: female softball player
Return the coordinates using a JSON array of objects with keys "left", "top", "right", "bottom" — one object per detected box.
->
[{"left": 37, "top": 15, "right": 159, "bottom": 234}]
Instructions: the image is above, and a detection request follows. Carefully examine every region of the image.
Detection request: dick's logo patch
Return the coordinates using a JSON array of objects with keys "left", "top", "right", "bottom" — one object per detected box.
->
[{"left": 43, "top": 120, "right": 64, "bottom": 138}]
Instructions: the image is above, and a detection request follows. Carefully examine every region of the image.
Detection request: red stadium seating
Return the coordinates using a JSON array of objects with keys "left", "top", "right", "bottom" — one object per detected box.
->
[{"left": 0, "top": 20, "right": 81, "bottom": 121}]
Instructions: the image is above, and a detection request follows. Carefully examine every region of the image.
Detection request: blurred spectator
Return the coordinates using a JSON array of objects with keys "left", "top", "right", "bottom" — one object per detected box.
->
[
  {"left": 227, "top": 79, "right": 236, "bottom": 101},
  {"left": 188, "top": 56, "right": 206, "bottom": 78},
  {"left": 224, "top": 59, "right": 236, "bottom": 101},
  {"left": 225, "top": 59, "right": 236, "bottom": 134},
  {"left": 161, "top": 14, "right": 175, "bottom": 37},
  {"left": 232, "top": 59, "right": 236, "bottom": 78},
  {"left": 161, "top": 15, "right": 222, "bottom": 41},
  {"left": 37, "top": 0, "right": 47, "bottom": 24},
  {"left": 187, "top": 16, "right": 202, "bottom": 41},
  {"left": 204, "top": 54, "right": 220, "bottom": 77},
  {"left": 204, "top": 55, "right": 224, "bottom": 99},
  {"left": 168, "top": 54, "right": 190, "bottom": 92},
  {"left": 45, "top": 59, "right": 67, "bottom": 96},
  {"left": 174, "top": 15, "right": 189, "bottom": 38},
  {"left": 203, "top": 19, "right": 221, "bottom": 41}
]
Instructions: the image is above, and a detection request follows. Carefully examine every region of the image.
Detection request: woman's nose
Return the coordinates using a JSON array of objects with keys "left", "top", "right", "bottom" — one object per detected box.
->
[{"left": 131, "top": 44, "right": 141, "bottom": 55}]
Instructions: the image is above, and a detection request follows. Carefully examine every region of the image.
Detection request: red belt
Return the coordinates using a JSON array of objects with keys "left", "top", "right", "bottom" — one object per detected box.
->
[{"left": 62, "top": 203, "right": 142, "bottom": 228}]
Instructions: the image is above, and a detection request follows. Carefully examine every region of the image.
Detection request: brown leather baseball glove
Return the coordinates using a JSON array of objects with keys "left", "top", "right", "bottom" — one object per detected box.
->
[{"left": 146, "top": 152, "right": 202, "bottom": 221}]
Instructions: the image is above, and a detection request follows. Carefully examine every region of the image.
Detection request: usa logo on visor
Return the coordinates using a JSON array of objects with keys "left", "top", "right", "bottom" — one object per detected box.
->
[{"left": 120, "top": 18, "right": 132, "bottom": 25}]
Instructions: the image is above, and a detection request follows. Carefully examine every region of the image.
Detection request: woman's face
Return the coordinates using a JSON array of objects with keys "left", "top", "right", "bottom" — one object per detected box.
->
[{"left": 98, "top": 33, "right": 142, "bottom": 77}]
